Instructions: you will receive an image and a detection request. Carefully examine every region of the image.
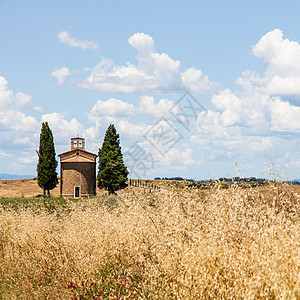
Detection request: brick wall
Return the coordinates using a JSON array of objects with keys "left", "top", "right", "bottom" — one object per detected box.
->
[{"left": 61, "top": 162, "right": 96, "bottom": 197}]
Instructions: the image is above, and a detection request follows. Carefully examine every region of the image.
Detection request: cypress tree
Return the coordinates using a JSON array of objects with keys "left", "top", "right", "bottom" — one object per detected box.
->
[
  {"left": 37, "top": 122, "right": 58, "bottom": 197},
  {"left": 97, "top": 124, "right": 128, "bottom": 195}
]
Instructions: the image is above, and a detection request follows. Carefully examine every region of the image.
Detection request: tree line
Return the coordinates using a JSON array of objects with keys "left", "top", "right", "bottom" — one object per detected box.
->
[{"left": 37, "top": 122, "right": 128, "bottom": 196}]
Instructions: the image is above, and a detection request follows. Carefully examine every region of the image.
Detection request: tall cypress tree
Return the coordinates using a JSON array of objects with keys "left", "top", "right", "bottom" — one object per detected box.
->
[
  {"left": 97, "top": 124, "right": 128, "bottom": 194},
  {"left": 37, "top": 122, "right": 58, "bottom": 197}
]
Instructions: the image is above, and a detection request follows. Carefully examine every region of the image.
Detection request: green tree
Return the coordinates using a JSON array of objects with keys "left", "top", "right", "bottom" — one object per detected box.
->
[
  {"left": 37, "top": 122, "right": 58, "bottom": 197},
  {"left": 97, "top": 124, "right": 128, "bottom": 194}
]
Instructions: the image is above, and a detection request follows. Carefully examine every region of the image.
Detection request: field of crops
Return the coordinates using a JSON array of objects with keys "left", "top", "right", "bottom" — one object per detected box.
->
[{"left": 0, "top": 183, "right": 299, "bottom": 299}]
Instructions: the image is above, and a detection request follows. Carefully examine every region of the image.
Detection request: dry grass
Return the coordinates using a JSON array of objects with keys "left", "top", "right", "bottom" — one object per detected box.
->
[
  {"left": 0, "top": 183, "right": 299, "bottom": 299},
  {"left": 0, "top": 178, "right": 149, "bottom": 198},
  {"left": 0, "top": 178, "right": 60, "bottom": 198}
]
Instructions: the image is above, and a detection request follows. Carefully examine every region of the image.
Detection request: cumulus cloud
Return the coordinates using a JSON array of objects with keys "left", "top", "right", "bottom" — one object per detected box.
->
[
  {"left": 88, "top": 95, "right": 179, "bottom": 122},
  {"left": 0, "top": 76, "right": 13, "bottom": 104},
  {"left": 15, "top": 92, "right": 32, "bottom": 108},
  {"left": 182, "top": 68, "right": 220, "bottom": 93},
  {"left": 57, "top": 31, "right": 98, "bottom": 50},
  {"left": 51, "top": 67, "right": 71, "bottom": 85},
  {"left": 87, "top": 97, "right": 150, "bottom": 142},
  {"left": 117, "top": 120, "right": 149, "bottom": 139},
  {"left": 0, "top": 77, "right": 43, "bottom": 113},
  {"left": 266, "top": 97, "right": 300, "bottom": 132},
  {"left": 193, "top": 88, "right": 300, "bottom": 164},
  {"left": 193, "top": 108, "right": 274, "bottom": 163},
  {"left": 237, "top": 29, "right": 300, "bottom": 101},
  {"left": 0, "top": 76, "right": 40, "bottom": 134},
  {"left": 211, "top": 89, "right": 243, "bottom": 126},
  {"left": 188, "top": 29, "right": 300, "bottom": 177},
  {"left": 252, "top": 29, "right": 300, "bottom": 76},
  {"left": 138, "top": 95, "right": 176, "bottom": 119},
  {"left": 50, "top": 29, "right": 300, "bottom": 179},
  {"left": 72, "top": 32, "right": 219, "bottom": 94},
  {"left": 41, "top": 112, "right": 84, "bottom": 143},
  {"left": 3, "top": 29, "right": 300, "bottom": 178},
  {"left": 90, "top": 98, "right": 135, "bottom": 116},
  {"left": 0, "top": 76, "right": 42, "bottom": 173},
  {"left": 128, "top": 32, "right": 154, "bottom": 53},
  {"left": 201, "top": 30, "right": 300, "bottom": 136},
  {"left": 163, "top": 146, "right": 197, "bottom": 166}
]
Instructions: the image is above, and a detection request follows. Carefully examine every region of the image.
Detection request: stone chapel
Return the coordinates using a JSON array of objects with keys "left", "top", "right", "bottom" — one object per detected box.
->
[{"left": 58, "top": 138, "right": 97, "bottom": 198}]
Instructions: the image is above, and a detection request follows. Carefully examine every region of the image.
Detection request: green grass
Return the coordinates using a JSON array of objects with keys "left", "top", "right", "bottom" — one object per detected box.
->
[
  {"left": 0, "top": 196, "right": 84, "bottom": 211},
  {"left": 0, "top": 195, "right": 123, "bottom": 215}
]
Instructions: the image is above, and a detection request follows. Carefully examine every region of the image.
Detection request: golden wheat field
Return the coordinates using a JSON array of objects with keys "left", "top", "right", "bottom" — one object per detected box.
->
[{"left": 0, "top": 181, "right": 300, "bottom": 299}]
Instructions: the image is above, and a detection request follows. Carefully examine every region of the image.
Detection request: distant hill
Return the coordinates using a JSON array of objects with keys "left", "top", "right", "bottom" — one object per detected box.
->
[
  {"left": 0, "top": 173, "right": 35, "bottom": 180},
  {"left": 154, "top": 176, "right": 300, "bottom": 186},
  {"left": 154, "top": 176, "right": 268, "bottom": 184}
]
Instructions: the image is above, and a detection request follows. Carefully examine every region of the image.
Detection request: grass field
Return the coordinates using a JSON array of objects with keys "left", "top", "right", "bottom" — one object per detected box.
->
[{"left": 0, "top": 181, "right": 299, "bottom": 299}]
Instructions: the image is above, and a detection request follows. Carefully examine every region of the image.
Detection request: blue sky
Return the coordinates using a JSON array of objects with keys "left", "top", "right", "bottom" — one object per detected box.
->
[{"left": 1, "top": 0, "right": 300, "bottom": 180}]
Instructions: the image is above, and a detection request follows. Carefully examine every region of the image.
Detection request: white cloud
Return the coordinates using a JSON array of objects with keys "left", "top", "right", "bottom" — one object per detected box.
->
[
  {"left": 72, "top": 32, "right": 219, "bottom": 94},
  {"left": 192, "top": 112, "right": 274, "bottom": 162},
  {"left": 3, "top": 29, "right": 300, "bottom": 179},
  {"left": 117, "top": 120, "right": 149, "bottom": 139},
  {"left": 266, "top": 76, "right": 300, "bottom": 96},
  {"left": 236, "top": 29, "right": 300, "bottom": 101},
  {"left": 252, "top": 29, "right": 300, "bottom": 76},
  {"left": 51, "top": 67, "right": 71, "bottom": 85},
  {"left": 0, "top": 77, "right": 40, "bottom": 134},
  {"left": 211, "top": 89, "right": 242, "bottom": 126},
  {"left": 90, "top": 98, "right": 135, "bottom": 116},
  {"left": 193, "top": 86, "right": 300, "bottom": 163},
  {"left": 14, "top": 92, "right": 43, "bottom": 112},
  {"left": 41, "top": 112, "right": 84, "bottom": 143},
  {"left": 0, "top": 77, "right": 44, "bottom": 113},
  {"left": 266, "top": 97, "right": 300, "bottom": 132},
  {"left": 182, "top": 67, "right": 220, "bottom": 93},
  {"left": 184, "top": 29, "right": 300, "bottom": 175},
  {"left": 87, "top": 97, "right": 151, "bottom": 142},
  {"left": 207, "top": 30, "right": 300, "bottom": 136},
  {"left": 14, "top": 113, "right": 39, "bottom": 132},
  {"left": 57, "top": 31, "right": 98, "bottom": 50},
  {"left": 14, "top": 92, "right": 32, "bottom": 108},
  {"left": 0, "top": 110, "right": 38, "bottom": 133},
  {"left": 128, "top": 32, "right": 154, "bottom": 53},
  {"left": 0, "top": 76, "right": 13, "bottom": 107},
  {"left": 138, "top": 95, "right": 175, "bottom": 119},
  {"left": 164, "top": 146, "right": 197, "bottom": 166},
  {"left": 75, "top": 57, "right": 141, "bottom": 93},
  {"left": 0, "top": 76, "right": 42, "bottom": 175}
]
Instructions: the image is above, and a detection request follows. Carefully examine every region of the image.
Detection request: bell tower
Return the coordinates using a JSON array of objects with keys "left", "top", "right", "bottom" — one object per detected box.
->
[{"left": 71, "top": 137, "right": 85, "bottom": 151}]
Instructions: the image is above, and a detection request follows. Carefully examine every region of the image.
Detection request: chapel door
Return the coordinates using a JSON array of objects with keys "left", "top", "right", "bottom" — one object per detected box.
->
[{"left": 74, "top": 186, "right": 81, "bottom": 198}]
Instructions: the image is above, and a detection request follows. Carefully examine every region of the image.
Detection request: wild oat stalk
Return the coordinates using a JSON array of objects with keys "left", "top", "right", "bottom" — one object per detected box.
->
[{"left": 0, "top": 185, "right": 299, "bottom": 299}]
